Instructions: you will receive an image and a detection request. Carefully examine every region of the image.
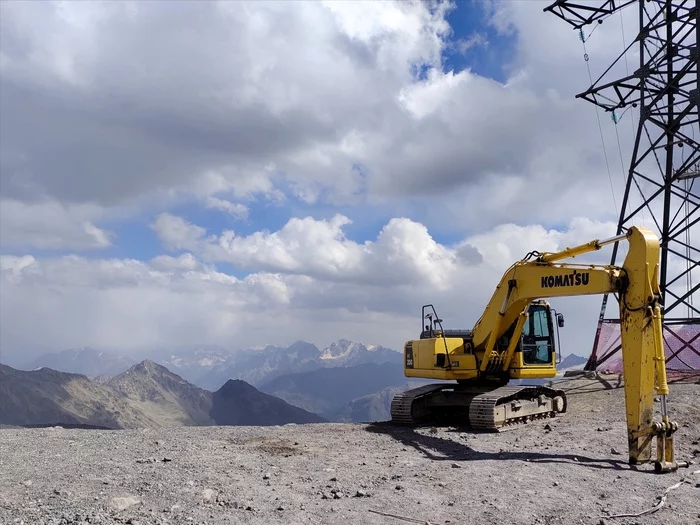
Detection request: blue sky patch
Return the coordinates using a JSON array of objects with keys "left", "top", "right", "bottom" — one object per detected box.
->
[
  {"left": 442, "top": 0, "right": 518, "bottom": 84},
  {"left": 99, "top": 214, "right": 166, "bottom": 262}
]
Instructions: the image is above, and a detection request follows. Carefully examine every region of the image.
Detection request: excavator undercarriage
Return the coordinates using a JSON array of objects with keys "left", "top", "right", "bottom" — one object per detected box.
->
[{"left": 390, "top": 383, "right": 567, "bottom": 431}]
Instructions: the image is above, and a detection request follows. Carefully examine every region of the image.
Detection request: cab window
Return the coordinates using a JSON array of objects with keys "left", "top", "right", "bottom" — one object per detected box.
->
[{"left": 522, "top": 306, "right": 553, "bottom": 365}]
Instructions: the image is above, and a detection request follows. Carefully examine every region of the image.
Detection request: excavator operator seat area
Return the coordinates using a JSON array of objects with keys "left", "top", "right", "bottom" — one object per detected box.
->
[{"left": 521, "top": 304, "right": 554, "bottom": 365}]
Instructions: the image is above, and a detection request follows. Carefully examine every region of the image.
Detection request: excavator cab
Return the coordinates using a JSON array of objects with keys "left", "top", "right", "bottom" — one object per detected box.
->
[
  {"left": 405, "top": 300, "right": 562, "bottom": 382},
  {"left": 508, "top": 301, "right": 560, "bottom": 379},
  {"left": 521, "top": 302, "right": 554, "bottom": 365}
]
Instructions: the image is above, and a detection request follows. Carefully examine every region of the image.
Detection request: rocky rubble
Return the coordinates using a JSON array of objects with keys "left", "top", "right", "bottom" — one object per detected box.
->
[{"left": 1, "top": 376, "right": 699, "bottom": 525}]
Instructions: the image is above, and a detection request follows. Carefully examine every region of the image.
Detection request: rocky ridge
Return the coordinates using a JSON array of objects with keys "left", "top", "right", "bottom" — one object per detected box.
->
[{"left": 0, "top": 361, "right": 325, "bottom": 429}]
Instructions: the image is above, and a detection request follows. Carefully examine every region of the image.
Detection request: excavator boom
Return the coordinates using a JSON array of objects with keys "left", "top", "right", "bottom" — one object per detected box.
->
[{"left": 470, "top": 232, "right": 628, "bottom": 352}]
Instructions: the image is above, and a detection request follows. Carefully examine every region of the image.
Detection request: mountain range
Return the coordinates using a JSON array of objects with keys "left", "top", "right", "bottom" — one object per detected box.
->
[
  {"left": 19, "top": 339, "right": 404, "bottom": 391},
  {"left": 4, "top": 341, "right": 589, "bottom": 428},
  {"left": 3, "top": 340, "right": 415, "bottom": 427},
  {"left": 166, "top": 339, "right": 404, "bottom": 390},
  {"left": 0, "top": 360, "right": 324, "bottom": 429}
]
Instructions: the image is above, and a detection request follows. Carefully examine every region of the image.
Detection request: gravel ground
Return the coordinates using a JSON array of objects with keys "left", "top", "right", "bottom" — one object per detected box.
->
[{"left": 1, "top": 375, "right": 698, "bottom": 525}]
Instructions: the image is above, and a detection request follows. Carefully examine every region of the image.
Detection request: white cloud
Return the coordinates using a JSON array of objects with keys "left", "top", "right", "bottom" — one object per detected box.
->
[
  {"left": 150, "top": 213, "right": 206, "bottom": 251},
  {"left": 1, "top": 217, "right": 623, "bottom": 361},
  {"left": 0, "top": 0, "right": 637, "bottom": 222},
  {"left": 0, "top": 199, "right": 112, "bottom": 250},
  {"left": 187, "top": 167, "right": 286, "bottom": 204},
  {"left": 151, "top": 212, "right": 461, "bottom": 289},
  {"left": 204, "top": 197, "right": 249, "bottom": 220},
  {"left": 0, "top": 0, "right": 456, "bottom": 208},
  {"left": 150, "top": 253, "right": 201, "bottom": 272},
  {"left": 454, "top": 33, "right": 487, "bottom": 55},
  {"left": 466, "top": 217, "right": 618, "bottom": 269}
]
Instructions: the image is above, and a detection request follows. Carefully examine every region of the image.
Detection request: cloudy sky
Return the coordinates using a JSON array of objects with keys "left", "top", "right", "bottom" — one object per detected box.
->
[{"left": 0, "top": 0, "right": 683, "bottom": 365}]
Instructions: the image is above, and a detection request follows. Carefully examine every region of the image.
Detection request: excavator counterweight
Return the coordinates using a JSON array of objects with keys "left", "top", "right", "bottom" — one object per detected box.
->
[{"left": 390, "top": 225, "right": 683, "bottom": 472}]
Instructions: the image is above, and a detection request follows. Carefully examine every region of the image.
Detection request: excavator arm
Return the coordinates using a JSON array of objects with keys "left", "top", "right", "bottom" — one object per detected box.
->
[{"left": 470, "top": 225, "right": 680, "bottom": 472}]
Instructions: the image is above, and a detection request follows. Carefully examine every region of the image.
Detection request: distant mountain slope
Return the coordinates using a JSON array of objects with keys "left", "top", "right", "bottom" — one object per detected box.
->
[
  {"left": 559, "top": 354, "right": 588, "bottom": 370},
  {"left": 23, "top": 347, "right": 137, "bottom": 378},
  {"left": 196, "top": 342, "right": 325, "bottom": 390},
  {"left": 211, "top": 380, "right": 325, "bottom": 425},
  {"left": 258, "top": 362, "right": 416, "bottom": 419},
  {"left": 148, "top": 345, "right": 234, "bottom": 385},
  {"left": 198, "top": 340, "right": 402, "bottom": 390},
  {"left": 108, "top": 360, "right": 213, "bottom": 426},
  {"left": 0, "top": 361, "right": 325, "bottom": 429},
  {"left": 333, "top": 382, "right": 429, "bottom": 423},
  {"left": 318, "top": 339, "right": 403, "bottom": 367},
  {"left": 0, "top": 364, "right": 130, "bottom": 429}
]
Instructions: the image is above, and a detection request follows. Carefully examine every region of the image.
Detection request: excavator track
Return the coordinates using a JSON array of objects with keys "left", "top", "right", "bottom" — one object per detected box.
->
[
  {"left": 390, "top": 384, "right": 451, "bottom": 424},
  {"left": 390, "top": 383, "right": 567, "bottom": 431},
  {"left": 468, "top": 385, "right": 567, "bottom": 431}
]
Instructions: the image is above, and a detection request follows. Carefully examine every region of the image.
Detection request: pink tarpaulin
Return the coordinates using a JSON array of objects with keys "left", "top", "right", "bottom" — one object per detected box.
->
[{"left": 592, "top": 322, "right": 700, "bottom": 373}]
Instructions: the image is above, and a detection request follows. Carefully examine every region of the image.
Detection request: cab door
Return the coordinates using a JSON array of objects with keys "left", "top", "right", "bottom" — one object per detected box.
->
[{"left": 509, "top": 304, "right": 557, "bottom": 379}]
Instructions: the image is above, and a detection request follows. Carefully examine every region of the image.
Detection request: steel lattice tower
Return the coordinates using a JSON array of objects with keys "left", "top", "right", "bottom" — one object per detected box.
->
[{"left": 544, "top": 0, "right": 699, "bottom": 370}]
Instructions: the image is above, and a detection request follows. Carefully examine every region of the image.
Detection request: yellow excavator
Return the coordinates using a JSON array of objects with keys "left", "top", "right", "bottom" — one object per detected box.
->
[{"left": 391, "top": 225, "right": 682, "bottom": 473}]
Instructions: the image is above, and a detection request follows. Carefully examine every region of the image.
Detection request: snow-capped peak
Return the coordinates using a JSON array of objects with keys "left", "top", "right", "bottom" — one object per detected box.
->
[{"left": 320, "top": 340, "right": 365, "bottom": 361}]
